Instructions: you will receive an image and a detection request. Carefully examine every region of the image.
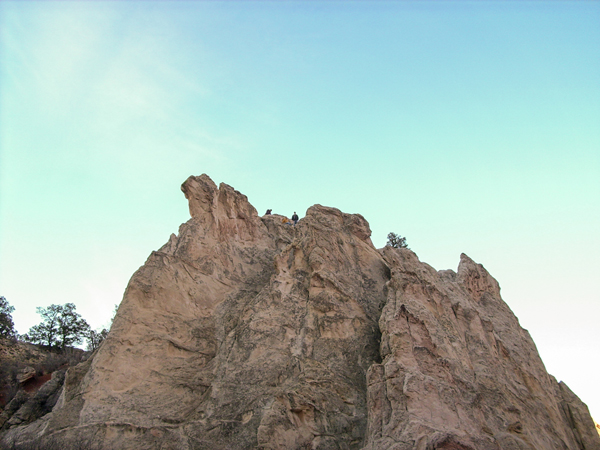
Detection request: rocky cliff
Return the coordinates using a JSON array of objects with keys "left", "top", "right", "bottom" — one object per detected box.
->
[{"left": 2, "top": 174, "right": 598, "bottom": 450}]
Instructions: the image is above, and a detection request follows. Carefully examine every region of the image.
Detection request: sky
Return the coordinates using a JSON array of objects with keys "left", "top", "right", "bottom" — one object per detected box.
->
[{"left": 0, "top": 0, "right": 598, "bottom": 421}]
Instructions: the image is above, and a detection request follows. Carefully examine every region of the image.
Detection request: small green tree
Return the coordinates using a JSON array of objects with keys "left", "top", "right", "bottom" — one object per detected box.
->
[
  {"left": 386, "top": 232, "right": 408, "bottom": 249},
  {"left": 0, "top": 296, "right": 16, "bottom": 339},
  {"left": 24, "top": 303, "right": 90, "bottom": 350}
]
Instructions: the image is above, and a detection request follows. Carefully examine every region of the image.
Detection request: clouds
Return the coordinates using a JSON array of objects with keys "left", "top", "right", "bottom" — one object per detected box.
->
[
  {"left": 2, "top": 2, "right": 242, "bottom": 198},
  {"left": 3, "top": 4, "right": 212, "bottom": 142}
]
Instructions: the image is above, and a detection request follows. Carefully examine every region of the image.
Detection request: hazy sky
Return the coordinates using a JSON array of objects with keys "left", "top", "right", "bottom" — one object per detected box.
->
[{"left": 1, "top": 1, "right": 598, "bottom": 420}]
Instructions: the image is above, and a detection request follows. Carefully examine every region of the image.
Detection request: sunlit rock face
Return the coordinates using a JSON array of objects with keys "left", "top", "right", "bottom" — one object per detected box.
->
[
  {"left": 2, "top": 174, "right": 598, "bottom": 450},
  {"left": 365, "top": 249, "right": 599, "bottom": 450}
]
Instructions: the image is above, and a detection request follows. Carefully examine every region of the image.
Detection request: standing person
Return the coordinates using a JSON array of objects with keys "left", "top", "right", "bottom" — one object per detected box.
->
[{"left": 291, "top": 211, "right": 299, "bottom": 225}]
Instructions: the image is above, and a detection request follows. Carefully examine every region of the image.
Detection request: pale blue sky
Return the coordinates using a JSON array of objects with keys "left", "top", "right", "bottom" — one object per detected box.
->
[{"left": 1, "top": 1, "right": 598, "bottom": 419}]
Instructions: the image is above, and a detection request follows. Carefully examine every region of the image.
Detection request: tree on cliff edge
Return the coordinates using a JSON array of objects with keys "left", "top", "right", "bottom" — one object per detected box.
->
[
  {"left": 24, "top": 303, "right": 90, "bottom": 350},
  {"left": 386, "top": 232, "right": 408, "bottom": 249}
]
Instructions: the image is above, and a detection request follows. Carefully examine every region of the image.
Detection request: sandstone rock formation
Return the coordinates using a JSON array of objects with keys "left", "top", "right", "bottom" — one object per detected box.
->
[{"left": 1, "top": 174, "right": 598, "bottom": 450}]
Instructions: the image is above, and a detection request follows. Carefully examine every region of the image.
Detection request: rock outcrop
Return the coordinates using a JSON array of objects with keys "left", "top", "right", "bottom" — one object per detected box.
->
[
  {"left": 365, "top": 249, "right": 598, "bottom": 450},
  {"left": 2, "top": 174, "right": 598, "bottom": 450}
]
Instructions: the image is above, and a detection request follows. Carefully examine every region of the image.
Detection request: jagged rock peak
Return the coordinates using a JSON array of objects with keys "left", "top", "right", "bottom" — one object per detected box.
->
[
  {"left": 182, "top": 174, "right": 257, "bottom": 220},
  {"left": 304, "top": 204, "right": 373, "bottom": 243},
  {"left": 1, "top": 175, "right": 598, "bottom": 450},
  {"left": 457, "top": 252, "right": 501, "bottom": 301},
  {"left": 181, "top": 174, "right": 262, "bottom": 241}
]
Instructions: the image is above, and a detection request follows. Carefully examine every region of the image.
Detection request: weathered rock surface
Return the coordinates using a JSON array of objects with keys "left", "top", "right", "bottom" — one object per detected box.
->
[
  {"left": 365, "top": 249, "right": 599, "bottom": 450},
  {"left": 0, "top": 370, "right": 65, "bottom": 431},
  {"left": 2, "top": 174, "right": 598, "bottom": 450}
]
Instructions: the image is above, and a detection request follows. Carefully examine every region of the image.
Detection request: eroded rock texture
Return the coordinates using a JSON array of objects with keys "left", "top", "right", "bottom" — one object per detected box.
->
[
  {"left": 365, "top": 249, "right": 599, "bottom": 450},
  {"left": 2, "top": 174, "right": 598, "bottom": 450}
]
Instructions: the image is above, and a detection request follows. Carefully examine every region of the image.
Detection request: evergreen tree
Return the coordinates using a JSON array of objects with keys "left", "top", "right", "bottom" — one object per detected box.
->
[{"left": 386, "top": 232, "right": 408, "bottom": 249}]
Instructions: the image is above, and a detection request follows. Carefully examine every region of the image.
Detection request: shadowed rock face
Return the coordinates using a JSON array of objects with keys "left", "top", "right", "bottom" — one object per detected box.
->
[{"left": 2, "top": 174, "right": 598, "bottom": 450}]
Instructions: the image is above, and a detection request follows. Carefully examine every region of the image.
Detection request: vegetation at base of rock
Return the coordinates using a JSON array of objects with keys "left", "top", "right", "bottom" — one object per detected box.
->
[
  {"left": 0, "top": 297, "right": 16, "bottom": 340},
  {"left": 386, "top": 232, "right": 408, "bottom": 248},
  {"left": 0, "top": 340, "right": 87, "bottom": 407},
  {"left": 0, "top": 299, "right": 109, "bottom": 409},
  {"left": 22, "top": 304, "right": 90, "bottom": 351},
  {"left": 86, "top": 328, "right": 109, "bottom": 351}
]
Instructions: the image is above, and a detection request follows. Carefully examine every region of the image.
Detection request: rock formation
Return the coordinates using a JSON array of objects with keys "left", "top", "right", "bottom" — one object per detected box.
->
[{"left": 1, "top": 174, "right": 598, "bottom": 450}]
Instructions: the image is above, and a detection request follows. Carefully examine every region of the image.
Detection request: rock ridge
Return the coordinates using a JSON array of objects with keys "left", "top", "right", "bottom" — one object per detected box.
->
[{"left": 1, "top": 174, "right": 598, "bottom": 450}]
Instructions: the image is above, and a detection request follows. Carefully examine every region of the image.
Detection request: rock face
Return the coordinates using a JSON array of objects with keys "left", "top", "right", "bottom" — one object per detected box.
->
[
  {"left": 2, "top": 174, "right": 598, "bottom": 450},
  {"left": 365, "top": 249, "right": 598, "bottom": 450}
]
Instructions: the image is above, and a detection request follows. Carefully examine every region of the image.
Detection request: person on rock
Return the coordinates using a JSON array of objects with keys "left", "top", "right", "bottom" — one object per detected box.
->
[
  {"left": 265, "top": 209, "right": 272, "bottom": 215},
  {"left": 292, "top": 212, "right": 299, "bottom": 225}
]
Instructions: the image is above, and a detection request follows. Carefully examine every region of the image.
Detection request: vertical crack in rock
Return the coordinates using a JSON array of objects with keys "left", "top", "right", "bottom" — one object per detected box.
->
[{"left": 2, "top": 174, "right": 598, "bottom": 450}]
